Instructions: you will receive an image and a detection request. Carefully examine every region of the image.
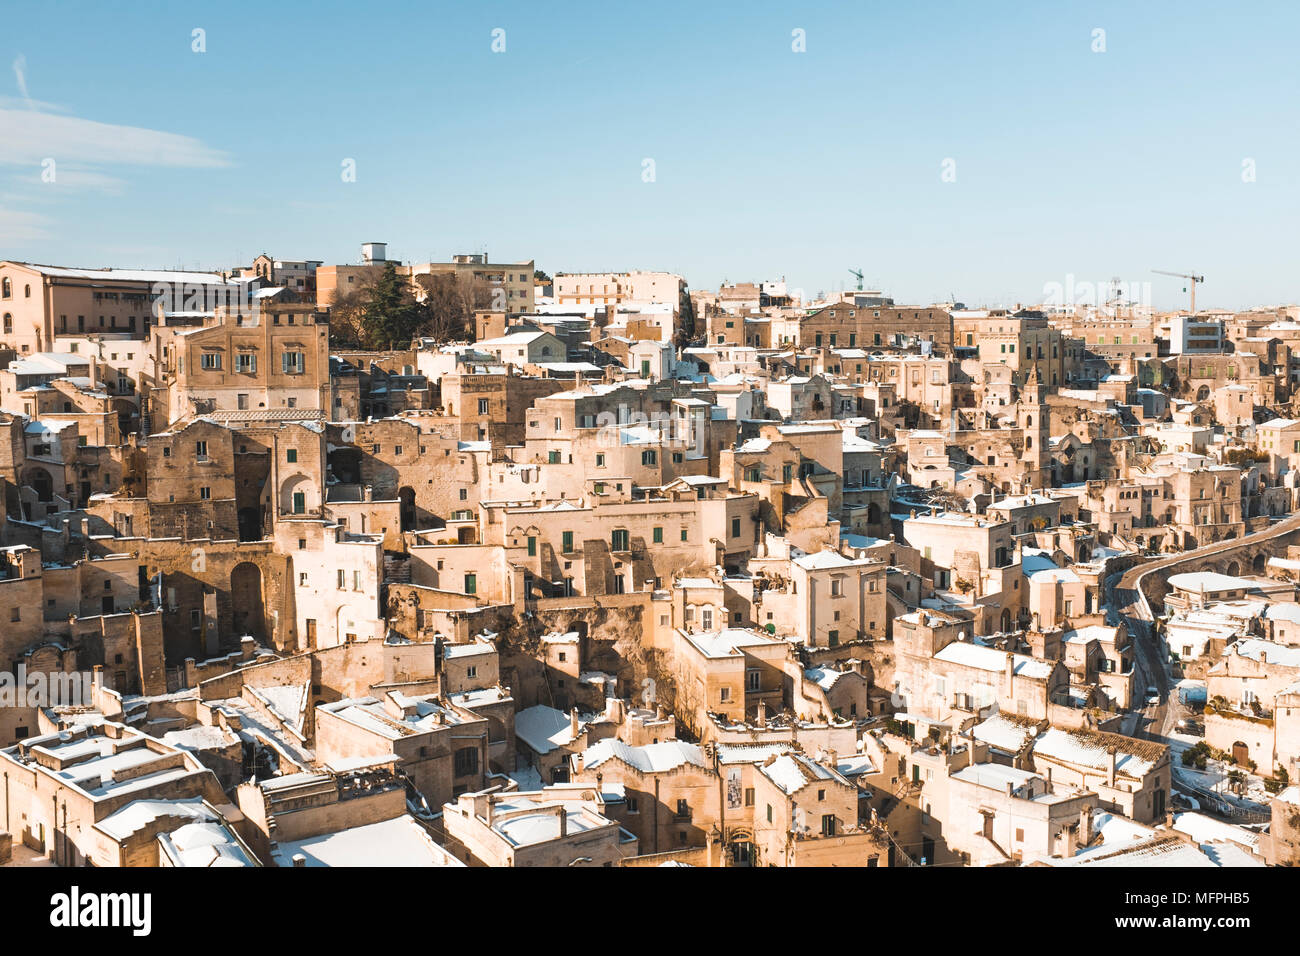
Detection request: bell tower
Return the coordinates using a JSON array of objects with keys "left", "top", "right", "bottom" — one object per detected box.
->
[{"left": 1018, "top": 364, "right": 1049, "bottom": 488}]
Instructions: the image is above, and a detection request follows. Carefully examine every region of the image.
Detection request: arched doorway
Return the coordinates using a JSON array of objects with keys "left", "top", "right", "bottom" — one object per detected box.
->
[
  {"left": 1232, "top": 741, "right": 1250, "bottom": 767},
  {"left": 1000, "top": 608, "right": 1012, "bottom": 632},
  {"left": 280, "top": 474, "right": 314, "bottom": 515},
  {"left": 231, "top": 562, "right": 265, "bottom": 641},
  {"left": 1225, "top": 561, "right": 1240, "bottom": 576},
  {"left": 1253, "top": 553, "right": 1267, "bottom": 574},
  {"left": 25, "top": 467, "right": 53, "bottom": 502},
  {"left": 399, "top": 486, "right": 416, "bottom": 531}
]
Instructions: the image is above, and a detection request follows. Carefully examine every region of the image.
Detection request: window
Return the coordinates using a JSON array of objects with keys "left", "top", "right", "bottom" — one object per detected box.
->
[
  {"left": 731, "top": 517, "right": 741, "bottom": 538},
  {"left": 454, "top": 747, "right": 479, "bottom": 777},
  {"left": 464, "top": 573, "right": 477, "bottom": 595},
  {"left": 821, "top": 815, "right": 836, "bottom": 837},
  {"left": 299, "top": 572, "right": 308, "bottom": 586},
  {"left": 200, "top": 486, "right": 211, "bottom": 500},
  {"left": 720, "top": 686, "right": 730, "bottom": 702},
  {"left": 282, "top": 351, "right": 305, "bottom": 374},
  {"left": 478, "top": 398, "right": 490, "bottom": 415},
  {"left": 234, "top": 353, "right": 256, "bottom": 373},
  {"left": 675, "top": 799, "right": 690, "bottom": 820},
  {"left": 653, "top": 526, "right": 663, "bottom": 544},
  {"left": 200, "top": 352, "right": 222, "bottom": 370},
  {"left": 595, "top": 453, "right": 605, "bottom": 467},
  {"left": 611, "top": 529, "right": 629, "bottom": 551},
  {"left": 562, "top": 530, "right": 574, "bottom": 553},
  {"left": 195, "top": 441, "right": 208, "bottom": 460},
  {"left": 338, "top": 570, "right": 346, "bottom": 589},
  {"left": 641, "top": 449, "right": 657, "bottom": 466},
  {"left": 744, "top": 788, "right": 754, "bottom": 807},
  {"left": 527, "top": 536, "right": 536, "bottom": 556},
  {"left": 287, "top": 448, "right": 298, "bottom": 463}
]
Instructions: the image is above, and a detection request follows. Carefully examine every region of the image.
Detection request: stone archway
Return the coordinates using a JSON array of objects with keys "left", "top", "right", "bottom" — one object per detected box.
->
[
  {"left": 280, "top": 473, "right": 314, "bottom": 515},
  {"left": 1253, "top": 553, "right": 1267, "bottom": 574},
  {"left": 1225, "top": 561, "right": 1240, "bottom": 577},
  {"left": 23, "top": 466, "right": 54, "bottom": 502},
  {"left": 231, "top": 562, "right": 266, "bottom": 641}
]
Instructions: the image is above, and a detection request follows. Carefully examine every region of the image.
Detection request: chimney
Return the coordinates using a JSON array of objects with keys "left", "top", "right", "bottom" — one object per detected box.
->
[
  {"left": 292, "top": 854, "right": 306, "bottom": 868},
  {"left": 1079, "top": 804, "right": 1092, "bottom": 843},
  {"left": 556, "top": 804, "right": 568, "bottom": 839},
  {"left": 1261, "top": 650, "right": 1268, "bottom": 664},
  {"left": 1107, "top": 747, "right": 1117, "bottom": 787},
  {"left": 756, "top": 698, "right": 767, "bottom": 728},
  {"left": 570, "top": 708, "right": 581, "bottom": 739},
  {"left": 1004, "top": 652, "right": 1015, "bottom": 695}
]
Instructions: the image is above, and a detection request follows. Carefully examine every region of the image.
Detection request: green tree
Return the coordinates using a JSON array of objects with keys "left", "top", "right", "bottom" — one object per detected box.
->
[{"left": 360, "top": 263, "right": 423, "bottom": 349}]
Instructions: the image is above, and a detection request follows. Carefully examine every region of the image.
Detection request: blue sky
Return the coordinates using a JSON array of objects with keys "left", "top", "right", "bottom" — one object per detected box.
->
[{"left": 1, "top": 0, "right": 1297, "bottom": 309}]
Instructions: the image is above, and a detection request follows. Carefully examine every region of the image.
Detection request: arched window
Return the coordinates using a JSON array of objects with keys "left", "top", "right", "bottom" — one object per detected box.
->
[
  {"left": 0, "top": 278, "right": 10, "bottom": 298},
  {"left": 23, "top": 284, "right": 30, "bottom": 298}
]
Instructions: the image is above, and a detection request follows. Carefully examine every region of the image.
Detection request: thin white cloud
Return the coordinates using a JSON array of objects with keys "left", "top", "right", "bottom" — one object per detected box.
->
[
  {"left": 0, "top": 204, "right": 52, "bottom": 243},
  {"left": 0, "top": 109, "right": 230, "bottom": 168},
  {"left": 12, "top": 55, "right": 29, "bottom": 106}
]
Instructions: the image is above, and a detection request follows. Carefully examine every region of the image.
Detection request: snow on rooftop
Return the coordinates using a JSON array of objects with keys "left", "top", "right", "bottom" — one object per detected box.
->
[
  {"left": 514, "top": 705, "right": 588, "bottom": 755},
  {"left": 580, "top": 739, "right": 707, "bottom": 775},
  {"left": 1032, "top": 728, "right": 1161, "bottom": 779},
  {"left": 1167, "top": 571, "right": 1253, "bottom": 593},
  {"left": 933, "top": 641, "right": 1054, "bottom": 680},
  {"left": 1224, "top": 638, "right": 1300, "bottom": 668},
  {"left": 271, "top": 814, "right": 463, "bottom": 867},
  {"left": 760, "top": 753, "right": 840, "bottom": 795}
]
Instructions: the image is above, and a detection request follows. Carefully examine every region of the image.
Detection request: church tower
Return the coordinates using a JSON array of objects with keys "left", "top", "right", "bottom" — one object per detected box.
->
[{"left": 1018, "top": 364, "right": 1050, "bottom": 489}]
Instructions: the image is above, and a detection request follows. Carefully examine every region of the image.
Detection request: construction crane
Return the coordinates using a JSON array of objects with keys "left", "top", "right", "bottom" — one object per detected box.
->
[
  {"left": 848, "top": 268, "right": 864, "bottom": 291},
  {"left": 1152, "top": 269, "right": 1205, "bottom": 314}
]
